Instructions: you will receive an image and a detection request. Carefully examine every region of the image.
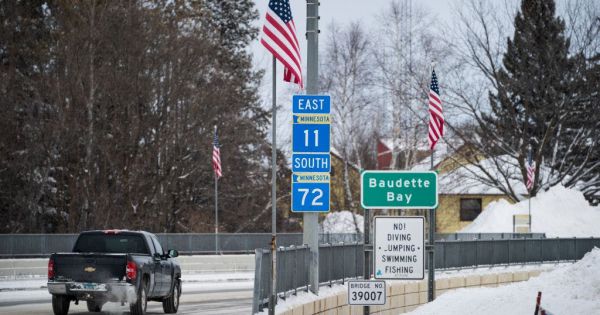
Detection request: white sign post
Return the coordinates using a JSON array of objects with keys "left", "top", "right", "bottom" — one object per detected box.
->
[
  {"left": 374, "top": 216, "right": 425, "bottom": 280},
  {"left": 347, "top": 280, "right": 386, "bottom": 305}
]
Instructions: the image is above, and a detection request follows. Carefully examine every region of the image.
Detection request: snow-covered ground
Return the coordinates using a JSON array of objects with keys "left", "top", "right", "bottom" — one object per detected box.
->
[
  {"left": 0, "top": 272, "right": 254, "bottom": 304},
  {"left": 407, "top": 247, "right": 600, "bottom": 315},
  {"left": 264, "top": 261, "right": 576, "bottom": 314},
  {"left": 321, "top": 210, "right": 364, "bottom": 233},
  {"left": 462, "top": 185, "right": 600, "bottom": 237}
]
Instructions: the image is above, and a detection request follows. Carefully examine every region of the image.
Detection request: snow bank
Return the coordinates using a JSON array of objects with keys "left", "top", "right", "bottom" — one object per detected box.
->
[
  {"left": 461, "top": 185, "right": 600, "bottom": 237},
  {"left": 321, "top": 211, "right": 363, "bottom": 233},
  {"left": 407, "top": 247, "right": 600, "bottom": 315}
]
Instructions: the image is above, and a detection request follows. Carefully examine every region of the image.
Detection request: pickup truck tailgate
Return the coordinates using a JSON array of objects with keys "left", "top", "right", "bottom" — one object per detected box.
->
[{"left": 53, "top": 253, "right": 127, "bottom": 283}]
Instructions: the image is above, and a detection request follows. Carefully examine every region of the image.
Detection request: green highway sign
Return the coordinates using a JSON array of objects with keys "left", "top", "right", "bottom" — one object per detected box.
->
[{"left": 361, "top": 171, "right": 438, "bottom": 209}]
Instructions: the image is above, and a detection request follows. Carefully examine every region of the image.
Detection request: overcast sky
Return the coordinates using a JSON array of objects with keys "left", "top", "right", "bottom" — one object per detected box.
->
[
  {"left": 250, "top": 0, "right": 456, "bottom": 152},
  {"left": 251, "top": 0, "right": 455, "bottom": 99}
]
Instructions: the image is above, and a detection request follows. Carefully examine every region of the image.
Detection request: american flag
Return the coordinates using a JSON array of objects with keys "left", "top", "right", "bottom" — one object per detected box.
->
[
  {"left": 526, "top": 150, "right": 536, "bottom": 190},
  {"left": 428, "top": 69, "right": 444, "bottom": 150},
  {"left": 260, "top": 0, "right": 303, "bottom": 88},
  {"left": 212, "top": 128, "right": 222, "bottom": 179}
]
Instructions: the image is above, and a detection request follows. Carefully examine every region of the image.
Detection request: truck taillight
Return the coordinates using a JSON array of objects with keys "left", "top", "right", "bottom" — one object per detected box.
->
[
  {"left": 126, "top": 261, "right": 137, "bottom": 280},
  {"left": 48, "top": 258, "right": 55, "bottom": 279}
]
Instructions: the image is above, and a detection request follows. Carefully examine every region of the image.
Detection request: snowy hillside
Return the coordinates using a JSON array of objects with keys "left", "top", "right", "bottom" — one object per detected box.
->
[
  {"left": 321, "top": 211, "right": 364, "bottom": 233},
  {"left": 461, "top": 185, "right": 600, "bottom": 237},
  {"left": 407, "top": 247, "right": 600, "bottom": 315}
]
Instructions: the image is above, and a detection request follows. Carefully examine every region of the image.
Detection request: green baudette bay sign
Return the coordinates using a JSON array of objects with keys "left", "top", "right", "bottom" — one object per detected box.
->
[{"left": 361, "top": 171, "right": 438, "bottom": 209}]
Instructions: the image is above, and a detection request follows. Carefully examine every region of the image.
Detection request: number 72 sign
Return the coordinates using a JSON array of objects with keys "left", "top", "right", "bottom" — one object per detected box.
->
[{"left": 291, "top": 173, "right": 330, "bottom": 212}]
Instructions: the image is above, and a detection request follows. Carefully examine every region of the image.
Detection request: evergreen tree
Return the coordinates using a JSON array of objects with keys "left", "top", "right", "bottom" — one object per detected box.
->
[{"left": 485, "top": 0, "right": 578, "bottom": 196}]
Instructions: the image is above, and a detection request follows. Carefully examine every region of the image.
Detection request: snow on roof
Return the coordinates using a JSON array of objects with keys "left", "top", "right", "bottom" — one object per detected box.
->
[
  {"left": 437, "top": 154, "right": 530, "bottom": 195},
  {"left": 411, "top": 143, "right": 450, "bottom": 171},
  {"left": 379, "top": 138, "right": 431, "bottom": 152}
]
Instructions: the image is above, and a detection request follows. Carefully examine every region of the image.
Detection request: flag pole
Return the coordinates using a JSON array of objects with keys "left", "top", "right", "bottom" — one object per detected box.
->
[
  {"left": 269, "top": 56, "right": 278, "bottom": 315},
  {"left": 528, "top": 194, "right": 531, "bottom": 231},
  {"left": 428, "top": 148, "right": 435, "bottom": 301},
  {"left": 427, "top": 64, "right": 436, "bottom": 302},
  {"left": 527, "top": 145, "right": 532, "bottom": 232},
  {"left": 214, "top": 125, "right": 219, "bottom": 255}
]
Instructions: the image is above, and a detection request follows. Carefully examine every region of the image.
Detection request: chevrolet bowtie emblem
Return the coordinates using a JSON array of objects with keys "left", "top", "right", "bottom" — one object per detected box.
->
[{"left": 84, "top": 266, "right": 96, "bottom": 272}]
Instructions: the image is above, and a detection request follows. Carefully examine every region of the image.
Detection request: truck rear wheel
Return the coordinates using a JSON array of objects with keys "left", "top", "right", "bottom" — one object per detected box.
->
[
  {"left": 130, "top": 280, "right": 148, "bottom": 315},
  {"left": 86, "top": 300, "right": 103, "bottom": 312},
  {"left": 52, "top": 295, "right": 70, "bottom": 315},
  {"left": 162, "top": 279, "right": 181, "bottom": 313}
]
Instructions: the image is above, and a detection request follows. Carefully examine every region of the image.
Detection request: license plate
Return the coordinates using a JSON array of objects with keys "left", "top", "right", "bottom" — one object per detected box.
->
[
  {"left": 70, "top": 282, "right": 107, "bottom": 292},
  {"left": 83, "top": 283, "right": 96, "bottom": 290}
]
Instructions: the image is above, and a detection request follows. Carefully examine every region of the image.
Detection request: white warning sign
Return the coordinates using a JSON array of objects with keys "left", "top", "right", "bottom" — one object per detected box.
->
[{"left": 374, "top": 216, "right": 424, "bottom": 280}]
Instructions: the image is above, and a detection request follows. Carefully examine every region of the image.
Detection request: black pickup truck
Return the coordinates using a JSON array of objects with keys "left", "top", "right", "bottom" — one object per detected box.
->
[{"left": 47, "top": 230, "right": 181, "bottom": 315}]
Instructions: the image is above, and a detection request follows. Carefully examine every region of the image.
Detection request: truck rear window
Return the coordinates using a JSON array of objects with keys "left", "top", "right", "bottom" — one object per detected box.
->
[{"left": 73, "top": 234, "right": 149, "bottom": 255}]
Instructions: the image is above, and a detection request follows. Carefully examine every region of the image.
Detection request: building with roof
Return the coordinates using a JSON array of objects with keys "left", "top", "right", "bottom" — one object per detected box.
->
[{"left": 412, "top": 144, "right": 530, "bottom": 233}]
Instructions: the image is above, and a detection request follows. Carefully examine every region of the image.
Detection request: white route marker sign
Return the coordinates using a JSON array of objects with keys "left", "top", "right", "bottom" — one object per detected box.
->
[
  {"left": 347, "top": 280, "right": 386, "bottom": 305},
  {"left": 374, "top": 216, "right": 425, "bottom": 280}
]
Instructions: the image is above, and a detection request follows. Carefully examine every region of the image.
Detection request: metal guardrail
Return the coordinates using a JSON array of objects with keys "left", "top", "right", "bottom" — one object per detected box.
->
[
  {"left": 0, "top": 233, "right": 364, "bottom": 257},
  {"left": 435, "top": 232, "right": 545, "bottom": 241},
  {"left": 252, "top": 242, "right": 364, "bottom": 313},
  {"left": 435, "top": 237, "right": 600, "bottom": 268},
  {"left": 252, "top": 237, "right": 600, "bottom": 313},
  {"left": 0, "top": 232, "right": 543, "bottom": 257}
]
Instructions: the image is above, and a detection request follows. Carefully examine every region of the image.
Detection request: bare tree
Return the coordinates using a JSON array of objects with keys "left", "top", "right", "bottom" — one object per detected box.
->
[
  {"left": 319, "top": 21, "right": 377, "bottom": 231},
  {"left": 373, "top": 0, "right": 452, "bottom": 170}
]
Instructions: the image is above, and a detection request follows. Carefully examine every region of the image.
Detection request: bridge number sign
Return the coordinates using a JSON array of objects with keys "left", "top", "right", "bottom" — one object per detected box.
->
[{"left": 347, "top": 280, "right": 386, "bottom": 305}]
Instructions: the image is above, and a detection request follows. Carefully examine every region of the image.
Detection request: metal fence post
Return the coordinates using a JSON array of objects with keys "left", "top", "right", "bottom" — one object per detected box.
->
[
  {"left": 573, "top": 237, "right": 577, "bottom": 261},
  {"left": 475, "top": 239, "right": 478, "bottom": 268},
  {"left": 341, "top": 242, "right": 345, "bottom": 284},
  {"left": 329, "top": 243, "right": 333, "bottom": 287},
  {"left": 557, "top": 237, "right": 561, "bottom": 263},
  {"left": 252, "top": 249, "right": 263, "bottom": 314},
  {"left": 305, "top": 245, "right": 310, "bottom": 292},
  {"left": 293, "top": 246, "right": 297, "bottom": 295},
  {"left": 507, "top": 239, "right": 511, "bottom": 265},
  {"left": 540, "top": 238, "right": 544, "bottom": 263},
  {"left": 442, "top": 241, "right": 446, "bottom": 269}
]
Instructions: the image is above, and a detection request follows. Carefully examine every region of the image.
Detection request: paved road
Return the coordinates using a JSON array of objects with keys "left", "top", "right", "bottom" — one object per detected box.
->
[{"left": 0, "top": 287, "right": 253, "bottom": 315}]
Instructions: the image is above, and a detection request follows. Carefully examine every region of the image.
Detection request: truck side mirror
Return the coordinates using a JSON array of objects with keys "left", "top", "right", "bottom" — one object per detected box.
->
[{"left": 168, "top": 249, "right": 179, "bottom": 258}]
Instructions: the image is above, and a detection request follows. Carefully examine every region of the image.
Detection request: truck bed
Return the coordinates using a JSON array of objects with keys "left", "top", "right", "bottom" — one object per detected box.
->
[{"left": 53, "top": 253, "right": 127, "bottom": 283}]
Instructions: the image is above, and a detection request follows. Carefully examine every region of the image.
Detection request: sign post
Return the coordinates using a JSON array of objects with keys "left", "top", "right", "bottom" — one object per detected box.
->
[
  {"left": 303, "top": 0, "right": 321, "bottom": 295},
  {"left": 360, "top": 170, "right": 438, "bottom": 312}
]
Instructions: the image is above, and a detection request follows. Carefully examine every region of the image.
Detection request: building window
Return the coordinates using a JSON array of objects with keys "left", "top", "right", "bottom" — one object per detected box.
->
[{"left": 460, "top": 198, "right": 482, "bottom": 221}]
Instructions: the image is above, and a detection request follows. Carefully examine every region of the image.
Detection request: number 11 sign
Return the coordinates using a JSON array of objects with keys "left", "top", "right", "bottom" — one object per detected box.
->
[{"left": 292, "top": 123, "right": 330, "bottom": 153}]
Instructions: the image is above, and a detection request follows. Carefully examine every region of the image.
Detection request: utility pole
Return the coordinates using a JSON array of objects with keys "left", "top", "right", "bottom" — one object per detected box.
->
[{"left": 304, "top": 0, "right": 320, "bottom": 295}]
